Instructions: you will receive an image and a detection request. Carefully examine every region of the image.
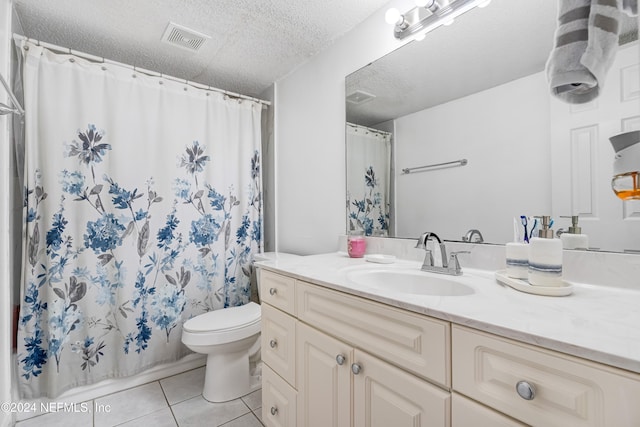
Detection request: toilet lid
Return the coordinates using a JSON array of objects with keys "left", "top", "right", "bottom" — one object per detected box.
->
[{"left": 183, "top": 302, "right": 261, "bottom": 333}]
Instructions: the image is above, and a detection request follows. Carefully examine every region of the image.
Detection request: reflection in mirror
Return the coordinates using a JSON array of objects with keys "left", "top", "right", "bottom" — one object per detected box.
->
[
  {"left": 345, "top": 0, "right": 640, "bottom": 253},
  {"left": 346, "top": 123, "right": 391, "bottom": 236}
]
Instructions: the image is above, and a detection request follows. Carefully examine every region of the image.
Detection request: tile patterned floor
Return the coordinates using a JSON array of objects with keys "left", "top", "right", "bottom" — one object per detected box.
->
[{"left": 15, "top": 367, "right": 264, "bottom": 427}]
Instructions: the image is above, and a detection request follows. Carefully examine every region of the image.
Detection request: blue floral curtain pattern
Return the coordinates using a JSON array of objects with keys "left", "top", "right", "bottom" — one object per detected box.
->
[
  {"left": 17, "top": 42, "right": 263, "bottom": 398},
  {"left": 346, "top": 123, "right": 391, "bottom": 236}
]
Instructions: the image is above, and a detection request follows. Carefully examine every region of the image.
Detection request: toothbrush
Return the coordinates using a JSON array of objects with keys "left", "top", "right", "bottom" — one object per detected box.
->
[
  {"left": 529, "top": 217, "right": 538, "bottom": 240},
  {"left": 520, "top": 216, "right": 529, "bottom": 243}
]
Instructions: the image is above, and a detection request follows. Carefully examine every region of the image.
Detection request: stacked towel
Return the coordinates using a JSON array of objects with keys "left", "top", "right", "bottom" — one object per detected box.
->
[
  {"left": 547, "top": 0, "right": 623, "bottom": 104},
  {"left": 622, "top": 0, "right": 638, "bottom": 15}
]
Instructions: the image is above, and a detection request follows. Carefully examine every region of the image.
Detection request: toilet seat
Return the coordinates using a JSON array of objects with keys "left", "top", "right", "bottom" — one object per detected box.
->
[{"left": 182, "top": 302, "right": 261, "bottom": 346}]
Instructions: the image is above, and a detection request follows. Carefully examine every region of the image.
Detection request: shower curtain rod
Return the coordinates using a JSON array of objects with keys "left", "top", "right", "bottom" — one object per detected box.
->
[
  {"left": 13, "top": 34, "right": 271, "bottom": 107},
  {"left": 347, "top": 122, "right": 392, "bottom": 138},
  {"left": 0, "top": 71, "right": 24, "bottom": 115}
]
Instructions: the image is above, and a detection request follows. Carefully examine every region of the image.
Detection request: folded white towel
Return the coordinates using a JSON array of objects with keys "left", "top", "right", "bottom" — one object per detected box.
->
[
  {"left": 547, "top": 0, "right": 622, "bottom": 104},
  {"left": 581, "top": 0, "right": 621, "bottom": 91},
  {"left": 622, "top": 0, "right": 638, "bottom": 16}
]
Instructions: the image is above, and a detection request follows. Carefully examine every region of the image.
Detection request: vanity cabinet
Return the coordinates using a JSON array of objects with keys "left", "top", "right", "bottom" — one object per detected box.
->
[
  {"left": 261, "top": 269, "right": 640, "bottom": 427},
  {"left": 261, "top": 271, "right": 451, "bottom": 427}
]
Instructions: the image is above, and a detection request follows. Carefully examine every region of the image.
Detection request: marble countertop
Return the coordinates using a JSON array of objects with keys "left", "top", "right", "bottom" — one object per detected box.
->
[{"left": 258, "top": 252, "right": 640, "bottom": 375}]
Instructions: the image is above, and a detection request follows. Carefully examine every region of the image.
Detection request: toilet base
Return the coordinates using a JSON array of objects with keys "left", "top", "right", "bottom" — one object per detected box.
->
[{"left": 201, "top": 337, "right": 261, "bottom": 402}]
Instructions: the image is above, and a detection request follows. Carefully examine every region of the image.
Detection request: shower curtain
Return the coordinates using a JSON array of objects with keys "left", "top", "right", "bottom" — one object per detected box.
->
[
  {"left": 17, "top": 41, "right": 263, "bottom": 398},
  {"left": 346, "top": 123, "right": 391, "bottom": 236}
]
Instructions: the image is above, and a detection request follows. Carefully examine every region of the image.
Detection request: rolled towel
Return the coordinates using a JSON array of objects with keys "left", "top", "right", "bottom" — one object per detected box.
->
[
  {"left": 581, "top": 0, "right": 621, "bottom": 93},
  {"left": 546, "top": 0, "right": 598, "bottom": 104},
  {"left": 622, "top": 0, "right": 638, "bottom": 16}
]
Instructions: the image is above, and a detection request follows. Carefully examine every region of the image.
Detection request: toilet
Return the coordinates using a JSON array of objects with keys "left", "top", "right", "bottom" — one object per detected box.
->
[{"left": 181, "top": 252, "right": 299, "bottom": 402}]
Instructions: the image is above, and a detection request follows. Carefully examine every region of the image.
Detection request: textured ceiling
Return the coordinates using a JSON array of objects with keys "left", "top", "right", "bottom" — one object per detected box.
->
[
  {"left": 347, "top": 0, "right": 638, "bottom": 127},
  {"left": 13, "top": 0, "right": 391, "bottom": 98}
]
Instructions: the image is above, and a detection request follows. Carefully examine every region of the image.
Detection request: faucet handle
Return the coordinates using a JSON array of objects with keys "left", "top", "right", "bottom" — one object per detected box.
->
[
  {"left": 421, "top": 249, "right": 434, "bottom": 268},
  {"left": 449, "top": 251, "right": 470, "bottom": 274}
]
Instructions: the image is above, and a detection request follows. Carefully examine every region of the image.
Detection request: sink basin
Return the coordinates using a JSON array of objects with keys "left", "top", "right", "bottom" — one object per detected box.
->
[{"left": 346, "top": 268, "right": 475, "bottom": 296}]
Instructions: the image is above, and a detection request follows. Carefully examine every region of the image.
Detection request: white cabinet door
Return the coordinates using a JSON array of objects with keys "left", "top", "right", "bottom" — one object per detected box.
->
[
  {"left": 297, "top": 323, "right": 352, "bottom": 427},
  {"left": 353, "top": 349, "right": 451, "bottom": 427}
]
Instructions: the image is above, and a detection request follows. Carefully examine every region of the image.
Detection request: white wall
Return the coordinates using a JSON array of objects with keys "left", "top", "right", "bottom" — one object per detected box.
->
[
  {"left": 394, "top": 72, "right": 551, "bottom": 243},
  {"left": 274, "top": 0, "right": 414, "bottom": 255},
  {"left": 259, "top": 84, "right": 276, "bottom": 252}
]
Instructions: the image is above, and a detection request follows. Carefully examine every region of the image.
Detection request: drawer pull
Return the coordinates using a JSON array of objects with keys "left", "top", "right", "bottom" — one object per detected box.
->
[
  {"left": 270, "top": 406, "right": 278, "bottom": 416},
  {"left": 269, "top": 287, "right": 277, "bottom": 295},
  {"left": 336, "top": 354, "right": 345, "bottom": 365},
  {"left": 269, "top": 339, "right": 278, "bottom": 348},
  {"left": 351, "top": 363, "right": 362, "bottom": 375},
  {"left": 516, "top": 381, "right": 536, "bottom": 400}
]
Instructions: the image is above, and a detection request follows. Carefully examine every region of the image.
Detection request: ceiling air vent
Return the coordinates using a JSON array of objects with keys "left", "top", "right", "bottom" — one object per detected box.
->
[
  {"left": 346, "top": 90, "right": 376, "bottom": 105},
  {"left": 161, "top": 22, "right": 211, "bottom": 52}
]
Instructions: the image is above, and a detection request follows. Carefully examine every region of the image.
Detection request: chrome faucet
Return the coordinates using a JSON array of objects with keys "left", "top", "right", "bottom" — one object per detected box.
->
[
  {"left": 462, "top": 228, "right": 484, "bottom": 243},
  {"left": 416, "top": 232, "right": 469, "bottom": 276}
]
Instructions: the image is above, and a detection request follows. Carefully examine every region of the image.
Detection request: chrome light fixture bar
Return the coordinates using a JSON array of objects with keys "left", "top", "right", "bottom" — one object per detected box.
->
[{"left": 387, "top": 0, "right": 491, "bottom": 40}]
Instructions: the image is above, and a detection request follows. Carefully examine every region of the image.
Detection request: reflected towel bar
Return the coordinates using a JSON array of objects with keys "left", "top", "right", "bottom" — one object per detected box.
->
[{"left": 402, "top": 158, "right": 468, "bottom": 174}]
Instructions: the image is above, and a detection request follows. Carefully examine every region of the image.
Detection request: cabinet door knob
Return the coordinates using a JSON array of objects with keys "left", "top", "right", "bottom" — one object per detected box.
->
[
  {"left": 269, "top": 287, "right": 277, "bottom": 295},
  {"left": 516, "top": 381, "right": 536, "bottom": 400},
  {"left": 269, "top": 339, "right": 278, "bottom": 348},
  {"left": 336, "top": 354, "right": 345, "bottom": 365},
  {"left": 270, "top": 406, "right": 278, "bottom": 416},
  {"left": 351, "top": 363, "right": 362, "bottom": 375}
]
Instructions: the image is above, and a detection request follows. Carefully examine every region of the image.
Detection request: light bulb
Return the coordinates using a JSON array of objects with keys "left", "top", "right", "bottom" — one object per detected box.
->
[
  {"left": 417, "top": 0, "right": 441, "bottom": 12},
  {"left": 478, "top": 0, "right": 491, "bottom": 7},
  {"left": 414, "top": 32, "right": 427, "bottom": 41},
  {"left": 385, "top": 8, "right": 402, "bottom": 25},
  {"left": 442, "top": 16, "right": 455, "bottom": 26}
]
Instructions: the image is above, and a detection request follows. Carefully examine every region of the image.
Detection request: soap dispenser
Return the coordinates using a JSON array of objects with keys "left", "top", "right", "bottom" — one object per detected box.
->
[
  {"left": 528, "top": 216, "right": 563, "bottom": 287},
  {"left": 558, "top": 215, "right": 589, "bottom": 250}
]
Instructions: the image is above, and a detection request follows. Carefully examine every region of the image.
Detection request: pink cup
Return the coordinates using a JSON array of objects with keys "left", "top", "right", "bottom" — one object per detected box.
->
[{"left": 348, "top": 235, "right": 366, "bottom": 258}]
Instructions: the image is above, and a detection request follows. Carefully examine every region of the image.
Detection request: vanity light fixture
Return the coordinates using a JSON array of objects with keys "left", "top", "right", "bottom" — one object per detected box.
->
[{"left": 386, "top": 0, "right": 491, "bottom": 41}]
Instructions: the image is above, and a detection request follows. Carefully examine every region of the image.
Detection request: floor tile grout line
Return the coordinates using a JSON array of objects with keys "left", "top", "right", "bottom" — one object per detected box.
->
[
  {"left": 157, "top": 379, "right": 181, "bottom": 427},
  {"left": 217, "top": 411, "right": 261, "bottom": 427},
  {"left": 103, "top": 381, "right": 172, "bottom": 427},
  {"left": 215, "top": 399, "right": 253, "bottom": 427}
]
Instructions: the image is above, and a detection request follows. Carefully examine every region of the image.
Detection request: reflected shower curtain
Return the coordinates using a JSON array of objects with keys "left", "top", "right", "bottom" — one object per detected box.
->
[
  {"left": 346, "top": 123, "right": 391, "bottom": 236},
  {"left": 17, "top": 41, "right": 263, "bottom": 398}
]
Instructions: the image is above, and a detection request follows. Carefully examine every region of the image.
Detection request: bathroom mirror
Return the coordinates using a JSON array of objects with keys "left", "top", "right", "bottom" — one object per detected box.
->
[{"left": 345, "top": 0, "right": 640, "bottom": 253}]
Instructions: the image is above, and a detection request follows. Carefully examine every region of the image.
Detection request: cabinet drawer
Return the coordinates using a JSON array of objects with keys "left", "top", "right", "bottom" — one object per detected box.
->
[
  {"left": 452, "top": 326, "right": 640, "bottom": 427},
  {"left": 297, "top": 281, "right": 451, "bottom": 388},
  {"left": 260, "top": 270, "right": 296, "bottom": 315},
  {"left": 452, "top": 393, "right": 525, "bottom": 427},
  {"left": 262, "top": 303, "right": 297, "bottom": 387},
  {"left": 263, "top": 364, "right": 297, "bottom": 427}
]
